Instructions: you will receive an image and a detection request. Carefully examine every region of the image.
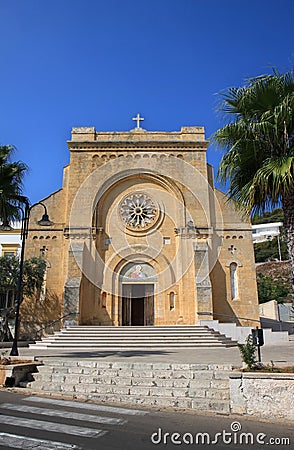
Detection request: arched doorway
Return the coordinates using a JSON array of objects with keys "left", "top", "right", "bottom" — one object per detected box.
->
[{"left": 120, "top": 262, "right": 157, "bottom": 326}]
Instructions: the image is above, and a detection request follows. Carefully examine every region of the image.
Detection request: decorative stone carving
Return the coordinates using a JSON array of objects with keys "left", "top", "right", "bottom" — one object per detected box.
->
[
  {"left": 72, "top": 127, "right": 95, "bottom": 133},
  {"left": 119, "top": 192, "right": 158, "bottom": 230},
  {"left": 64, "top": 227, "right": 96, "bottom": 240},
  {"left": 174, "top": 226, "right": 210, "bottom": 239},
  {"left": 197, "top": 278, "right": 211, "bottom": 288}
]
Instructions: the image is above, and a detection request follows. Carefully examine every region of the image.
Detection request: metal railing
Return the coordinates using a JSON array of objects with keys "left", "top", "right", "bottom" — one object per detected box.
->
[
  {"left": 34, "top": 312, "right": 79, "bottom": 340},
  {"left": 197, "top": 311, "right": 261, "bottom": 326},
  {"left": 0, "top": 290, "right": 16, "bottom": 311}
]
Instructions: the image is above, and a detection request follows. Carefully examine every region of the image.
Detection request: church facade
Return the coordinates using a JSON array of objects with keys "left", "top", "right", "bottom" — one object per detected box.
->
[{"left": 21, "top": 123, "right": 259, "bottom": 335}]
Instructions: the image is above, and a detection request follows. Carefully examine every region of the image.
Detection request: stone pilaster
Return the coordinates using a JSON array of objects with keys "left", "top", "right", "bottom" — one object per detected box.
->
[
  {"left": 194, "top": 241, "right": 213, "bottom": 321},
  {"left": 63, "top": 277, "right": 81, "bottom": 326},
  {"left": 63, "top": 241, "right": 84, "bottom": 326}
]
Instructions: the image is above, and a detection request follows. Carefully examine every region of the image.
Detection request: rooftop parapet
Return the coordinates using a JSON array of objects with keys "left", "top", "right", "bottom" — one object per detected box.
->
[{"left": 70, "top": 126, "right": 207, "bottom": 143}]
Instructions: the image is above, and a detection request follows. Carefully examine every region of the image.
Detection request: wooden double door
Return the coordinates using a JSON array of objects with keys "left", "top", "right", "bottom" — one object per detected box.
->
[{"left": 122, "top": 284, "right": 154, "bottom": 326}]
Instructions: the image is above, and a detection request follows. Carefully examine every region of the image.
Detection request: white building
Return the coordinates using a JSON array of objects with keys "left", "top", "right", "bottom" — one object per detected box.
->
[
  {"left": 0, "top": 222, "right": 22, "bottom": 311},
  {"left": 251, "top": 222, "right": 283, "bottom": 243},
  {"left": 0, "top": 221, "right": 22, "bottom": 257}
]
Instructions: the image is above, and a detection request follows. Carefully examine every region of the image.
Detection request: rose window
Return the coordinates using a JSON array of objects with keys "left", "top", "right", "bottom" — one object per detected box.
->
[{"left": 120, "top": 193, "right": 158, "bottom": 229}]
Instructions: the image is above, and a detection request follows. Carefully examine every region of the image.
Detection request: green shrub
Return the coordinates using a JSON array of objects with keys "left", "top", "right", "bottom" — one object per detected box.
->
[
  {"left": 237, "top": 335, "right": 257, "bottom": 369},
  {"left": 257, "top": 273, "right": 290, "bottom": 304}
]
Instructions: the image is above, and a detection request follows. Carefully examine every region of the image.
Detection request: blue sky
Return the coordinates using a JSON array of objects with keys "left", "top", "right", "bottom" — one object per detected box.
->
[{"left": 1, "top": 0, "right": 294, "bottom": 203}]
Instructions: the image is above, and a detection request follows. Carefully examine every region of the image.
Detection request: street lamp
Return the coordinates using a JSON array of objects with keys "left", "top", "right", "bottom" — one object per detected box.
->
[{"left": 0, "top": 200, "right": 53, "bottom": 356}]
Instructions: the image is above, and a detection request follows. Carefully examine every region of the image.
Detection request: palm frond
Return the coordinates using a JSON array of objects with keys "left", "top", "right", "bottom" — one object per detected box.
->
[{"left": 0, "top": 145, "right": 28, "bottom": 224}]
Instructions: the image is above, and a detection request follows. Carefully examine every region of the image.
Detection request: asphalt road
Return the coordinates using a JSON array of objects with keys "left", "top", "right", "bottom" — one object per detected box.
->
[{"left": 0, "top": 390, "right": 292, "bottom": 449}]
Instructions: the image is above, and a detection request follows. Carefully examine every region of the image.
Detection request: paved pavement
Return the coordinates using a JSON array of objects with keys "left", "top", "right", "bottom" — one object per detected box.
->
[{"left": 2, "top": 341, "right": 294, "bottom": 367}]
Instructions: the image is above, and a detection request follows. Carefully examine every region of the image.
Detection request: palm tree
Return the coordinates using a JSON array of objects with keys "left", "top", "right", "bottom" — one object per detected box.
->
[
  {"left": 213, "top": 69, "right": 294, "bottom": 298},
  {"left": 0, "top": 145, "right": 28, "bottom": 227}
]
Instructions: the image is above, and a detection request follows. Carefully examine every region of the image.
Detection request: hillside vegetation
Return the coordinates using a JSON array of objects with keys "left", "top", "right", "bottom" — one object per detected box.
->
[{"left": 252, "top": 209, "right": 291, "bottom": 304}]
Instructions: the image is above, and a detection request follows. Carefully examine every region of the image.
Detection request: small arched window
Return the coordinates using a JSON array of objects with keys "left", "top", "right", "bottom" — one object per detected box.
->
[
  {"left": 169, "top": 292, "right": 175, "bottom": 310},
  {"left": 101, "top": 292, "right": 107, "bottom": 308},
  {"left": 230, "top": 263, "right": 238, "bottom": 300}
]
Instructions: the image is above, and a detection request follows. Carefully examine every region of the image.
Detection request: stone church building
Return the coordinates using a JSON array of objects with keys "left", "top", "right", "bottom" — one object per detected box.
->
[{"left": 21, "top": 121, "right": 259, "bottom": 335}]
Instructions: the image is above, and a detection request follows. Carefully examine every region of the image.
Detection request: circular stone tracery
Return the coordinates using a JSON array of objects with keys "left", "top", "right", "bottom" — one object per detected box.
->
[{"left": 119, "top": 193, "right": 158, "bottom": 229}]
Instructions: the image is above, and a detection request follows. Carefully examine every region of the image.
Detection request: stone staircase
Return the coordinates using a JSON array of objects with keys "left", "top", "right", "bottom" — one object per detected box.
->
[
  {"left": 29, "top": 325, "right": 237, "bottom": 350},
  {"left": 199, "top": 319, "right": 290, "bottom": 345}
]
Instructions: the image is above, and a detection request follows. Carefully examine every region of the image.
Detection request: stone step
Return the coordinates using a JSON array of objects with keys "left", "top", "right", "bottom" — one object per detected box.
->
[
  {"left": 52, "top": 330, "right": 219, "bottom": 334},
  {"left": 43, "top": 336, "right": 226, "bottom": 342},
  {"left": 34, "top": 331, "right": 234, "bottom": 338},
  {"left": 63, "top": 325, "right": 209, "bottom": 332},
  {"left": 43, "top": 329, "right": 227, "bottom": 335},
  {"left": 29, "top": 325, "right": 237, "bottom": 349},
  {"left": 31, "top": 342, "right": 235, "bottom": 351},
  {"left": 39, "top": 335, "right": 231, "bottom": 342},
  {"left": 58, "top": 327, "right": 220, "bottom": 333}
]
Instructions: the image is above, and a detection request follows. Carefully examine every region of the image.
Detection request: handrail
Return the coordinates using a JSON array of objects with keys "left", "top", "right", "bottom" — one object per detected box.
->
[
  {"left": 35, "top": 312, "right": 79, "bottom": 339},
  {"left": 197, "top": 311, "right": 261, "bottom": 324}
]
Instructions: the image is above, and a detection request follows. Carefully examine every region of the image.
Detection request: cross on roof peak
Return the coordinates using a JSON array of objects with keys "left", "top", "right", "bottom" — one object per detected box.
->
[{"left": 132, "top": 113, "right": 145, "bottom": 129}]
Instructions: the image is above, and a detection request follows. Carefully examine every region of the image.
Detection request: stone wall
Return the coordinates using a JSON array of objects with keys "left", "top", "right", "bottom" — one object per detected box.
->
[
  {"left": 27, "top": 361, "right": 232, "bottom": 413},
  {"left": 25, "top": 361, "right": 294, "bottom": 420},
  {"left": 230, "top": 372, "right": 294, "bottom": 421}
]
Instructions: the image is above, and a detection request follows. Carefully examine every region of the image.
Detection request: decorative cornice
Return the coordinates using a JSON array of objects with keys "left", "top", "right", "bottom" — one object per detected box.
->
[
  {"left": 67, "top": 141, "right": 208, "bottom": 152},
  {"left": 64, "top": 226, "right": 96, "bottom": 240},
  {"left": 28, "top": 228, "right": 64, "bottom": 232},
  {"left": 215, "top": 227, "right": 251, "bottom": 232},
  {"left": 174, "top": 226, "right": 212, "bottom": 239}
]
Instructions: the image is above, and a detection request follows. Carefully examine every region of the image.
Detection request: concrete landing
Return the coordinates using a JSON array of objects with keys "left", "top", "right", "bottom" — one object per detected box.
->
[{"left": 11, "top": 340, "right": 294, "bottom": 367}]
